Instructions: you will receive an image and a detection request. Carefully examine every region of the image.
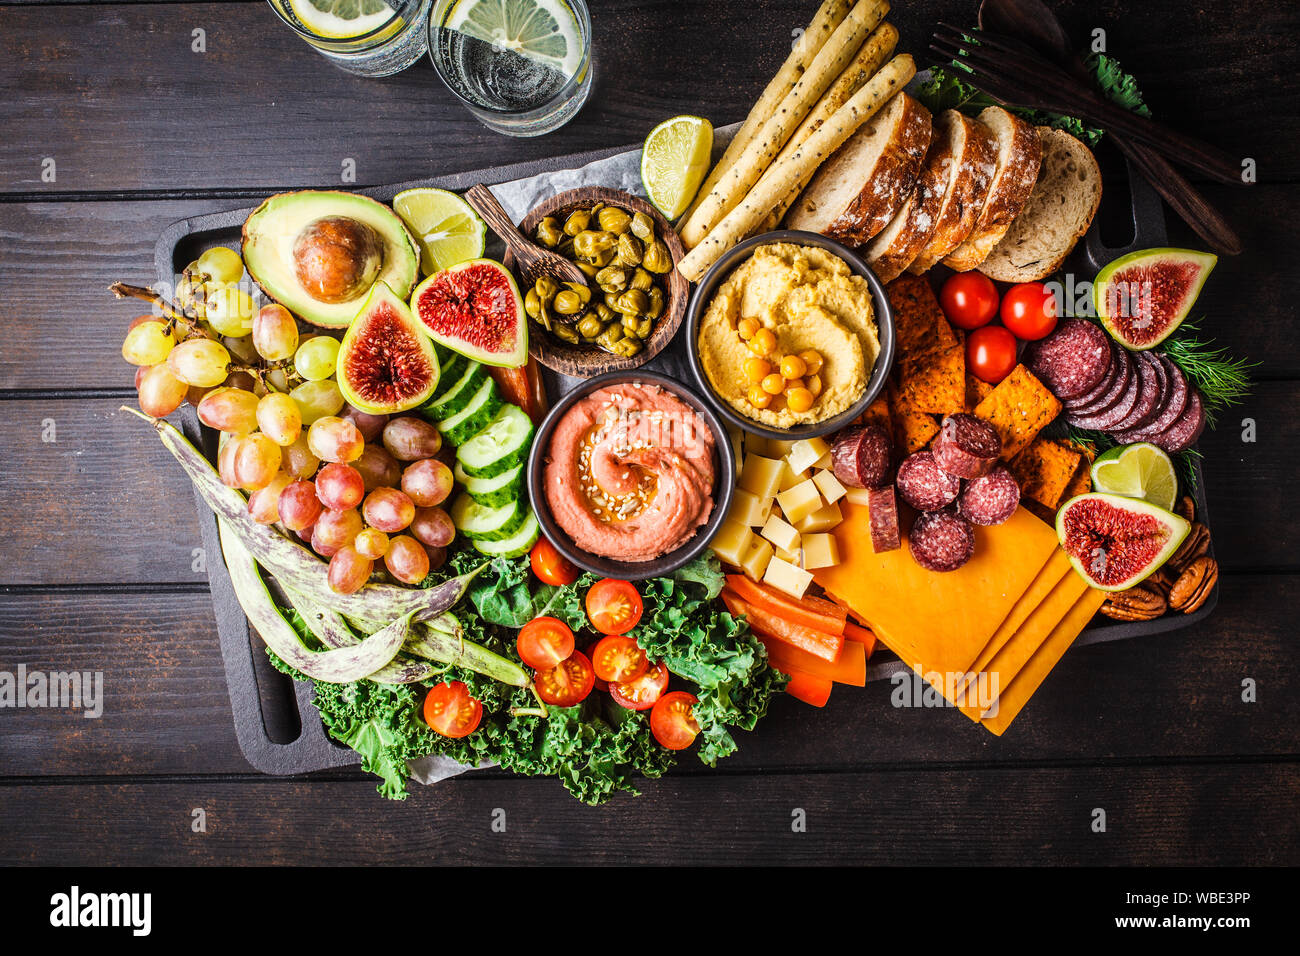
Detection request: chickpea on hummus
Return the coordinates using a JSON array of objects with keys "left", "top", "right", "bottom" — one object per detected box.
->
[
  {"left": 697, "top": 242, "right": 880, "bottom": 428},
  {"left": 543, "top": 383, "right": 717, "bottom": 563}
]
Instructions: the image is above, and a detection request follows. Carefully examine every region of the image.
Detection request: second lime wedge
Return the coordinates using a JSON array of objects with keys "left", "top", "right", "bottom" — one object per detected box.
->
[
  {"left": 641, "top": 115, "right": 713, "bottom": 220},
  {"left": 393, "top": 188, "right": 487, "bottom": 277},
  {"left": 1090, "top": 442, "right": 1179, "bottom": 512}
]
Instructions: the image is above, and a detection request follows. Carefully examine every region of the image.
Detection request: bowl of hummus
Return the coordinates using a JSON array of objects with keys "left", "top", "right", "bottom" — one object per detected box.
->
[
  {"left": 685, "top": 231, "right": 895, "bottom": 441},
  {"left": 527, "top": 371, "right": 735, "bottom": 580}
]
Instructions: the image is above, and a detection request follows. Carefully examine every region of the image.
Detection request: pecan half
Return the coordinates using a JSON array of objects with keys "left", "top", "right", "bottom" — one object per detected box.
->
[
  {"left": 1169, "top": 522, "right": 1211, "bottom": 572},
  {"left": 1100, "top": 583, "right": 1168, "bottom": 621},
  {"left": 1169, "top": 556, "right": 1218, "bottom": 614},
  {"left": 1177, "top": 494, "right": 1196, "bottom": 523}
]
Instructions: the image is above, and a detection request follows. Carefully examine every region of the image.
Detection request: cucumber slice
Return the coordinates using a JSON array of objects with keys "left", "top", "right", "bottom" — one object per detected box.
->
[
  {"left": 454, "top": 460, "right": 525, "bottom": 508},
  {"left": 438, "top": 377, "right": 502, "bottom": 445},
  {"left": 451, "top": 493, "right": 529, "bottom": 541},
  {"left": 420, "top": 361, "right": 488, "bottom": 422},
  {"left": 473, "top": 509, "right": 540, "bottom": 558},
  {"left": 456, "top": 403, "right": 535, "bottom": 479},
  {"left": 437, "top": 348, "right": 469, "bottom": 392}
]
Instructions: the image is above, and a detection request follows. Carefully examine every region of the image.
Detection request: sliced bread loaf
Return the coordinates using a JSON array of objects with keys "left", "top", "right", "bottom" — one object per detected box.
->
[
  {"left": 942, "top": 106, "right": 1043, "bottom": 272},
  {"left": 978, "top": 127, "right": 1102, "bottom": 282},
  {"left": 906, "top": 110, "right": 998, "bottom": 273},
  {"left": 783, "top": 92, "right": 932, "bottom": 245},
  {"left": 862, "top": 108, "right": 960, "bottom": 282}
]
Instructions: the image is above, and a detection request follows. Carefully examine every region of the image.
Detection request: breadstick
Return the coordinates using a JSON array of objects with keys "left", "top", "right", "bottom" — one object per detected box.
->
[
  {"left": 756, "top": 21, "right": 899, "bottom": 233},
  {"left": 677, "top": 54, "right": 916, "bottom": 282},
  {"left": 679, "top": 0, "right": 890, "bottom": 249},
  {"left": 676, "top": 0, "right": 853, "bottom": 229}
]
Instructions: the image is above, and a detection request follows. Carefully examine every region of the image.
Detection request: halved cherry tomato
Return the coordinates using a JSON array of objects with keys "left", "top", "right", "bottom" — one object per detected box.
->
[
  {"left": 609, "top": 661, "right": 670, "bottom": 711},
  {"left": 940, "top": 271, "right": 999, "bottom": 330},
  {"left": 423, "top": 681, "right": 483, "bottom": 738},
  {"left": 534, "top": 650, "right": 595, "bottom": 707},
  {"left": 1000, "top": 281, "right": 1058, "bottom": 340},
  {"left": 967, "top": 324, "right": 1019, "bottom": 384},
  {"left": 530, "top": 537, "right": 579, "bottom": 586},
  {"left": 585, "top": 578, "right": 643, "bottom": 635},
  {"left": 589, "top": 634, "right": 649, "bottom": 683},
  {"left": 650, "top": 691, "right": 700, "bottom": 750},
  {"left": 583, "top": 641, "right": 609, "bottom": 692},
  {"left": 516, "top": 616, "right": 575, "bottom": 670}
]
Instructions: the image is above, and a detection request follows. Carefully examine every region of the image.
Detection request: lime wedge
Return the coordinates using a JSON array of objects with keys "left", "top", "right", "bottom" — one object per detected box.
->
[
  {"left": 1090, "top": 442, "right": 1179, "bottom": 512},
  {"left": 445, "top": 0, "right": 581, "bottom": 76},
  {"left": 641, "top": 115, "right": 713, "bottom": 219},
  {"left": 393, "top": 188, "right": 487, "bottom": 276},
  {"left": 288, "top": 0, "right": 396, "bottom": 39}
]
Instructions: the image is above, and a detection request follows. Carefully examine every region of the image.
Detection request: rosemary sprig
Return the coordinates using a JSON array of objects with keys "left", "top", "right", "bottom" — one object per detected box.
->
[{"left": 1159, "top": 318, "right": 1255, "bottom": 427}]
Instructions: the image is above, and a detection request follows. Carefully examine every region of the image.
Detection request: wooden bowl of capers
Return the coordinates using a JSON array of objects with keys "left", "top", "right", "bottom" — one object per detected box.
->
[{"left": 504, "top": 186, "right": 689, "bottom": 378}]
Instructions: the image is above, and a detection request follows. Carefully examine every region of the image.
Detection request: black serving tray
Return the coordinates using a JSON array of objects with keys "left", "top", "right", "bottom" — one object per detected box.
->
[{"left": 156, "top": 140, "right": 1217, "bottom": 774}]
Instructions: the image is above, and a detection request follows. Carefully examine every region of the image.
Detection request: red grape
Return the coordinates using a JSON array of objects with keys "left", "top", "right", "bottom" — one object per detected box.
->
[
  {"left": 353, "top": 444, "right": 402, "bottom": 491},
  {"left": 307, "top": 416, "right": 364, "bottom": 464},
  {"left": 353, "top": 528, "right": 391, "bottom": 560},
  {"left": 315, "top": 462, "right": 365, "bottom": 511},
  {"left": 343, "top": 405, "right": 389, "bottom": 442},
  {"left": 410, "top": 506, "right": 456, "bottom": 548},
  {"left": 362, "top": 487, "right": 416, "bottom": 533},
  {"left": 278, "top": 479, "right": 323, "bottom": 531},
  {"left": 382, "top": 417, "right": 442, "bottom": 461},
  {"left": 328, "top": 546, "right": 372, "bottom": 595},
  {"left": 400, "top": 459, "right": 454, "bottom": 508},
  {"left": 385, "top": 535, "right": 430, "bottom": 585}
]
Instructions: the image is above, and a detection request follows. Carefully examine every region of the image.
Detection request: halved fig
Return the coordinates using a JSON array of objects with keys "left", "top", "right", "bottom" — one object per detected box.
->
[
  {"left": 1055, "top": 492, "right": 1190, "bottom": 591},
  {"left": 1093, "top": 247, "right": 1217, "bottom": 350},
  {"left": 336, "top": 281, "right": 439, "bottom": 415},
  {"left": 410, "top": 258, "right": 527, "bottom": 368}
]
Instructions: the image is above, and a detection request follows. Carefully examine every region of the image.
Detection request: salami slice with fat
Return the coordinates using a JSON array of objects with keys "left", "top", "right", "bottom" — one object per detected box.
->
[
  {"left": 957, "top": 465, "right": 1021, "bottom": 526},
  {"left": 896, "top": 450, "right": 962, "bottom": 511},
  {"left": 908, "top": 508, "right": 976, "bottom": 572},
  {"left": 933, "top": 413, "right": 1001, "bottom": 478},
  {"left": 1025, "top": 318, "right": 1111, "bottom": 400},
  {"left": 867, "top": 485, "right": 902, "bottom": 552},
  {"left": 831, "top": 424, "right": 893, "bottom": 489}
]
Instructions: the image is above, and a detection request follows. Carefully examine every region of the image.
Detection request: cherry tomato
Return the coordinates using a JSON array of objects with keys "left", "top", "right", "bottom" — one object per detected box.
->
[
  {"left": 1000, "top": 281, "right": 1058, "bottom": 340},
  {"left": 939, "top": 271, "right": 1000, "bottom": 330},
  {"left": 590, "top": 634, "right": 649, "bottom": 683},
  {"left": 967, "top": 325, "right": 1019, "bottom": 384},
  {"left": 583, "top": 641, "right": 609, "bottom": 692},
  {"left": 609, "top": 661, "right": 670, "bottom": 711},
  {"left": 423, "top": 681, "right": 483, "bottom": 739},
  {"left": 650, "top": 691, "right": 700, "bottom": 750},
  {"left": 530, "top": 537, "right": 579, "bottom": 586},
  {"left": 585, "top": 578, "right": 643, "bottom": 635},
  {"left": 516, "top": 616, "right": 575, "bottom": 671},
  {"left": 534, "top": 650, "right": 595, "bottom": 707}
]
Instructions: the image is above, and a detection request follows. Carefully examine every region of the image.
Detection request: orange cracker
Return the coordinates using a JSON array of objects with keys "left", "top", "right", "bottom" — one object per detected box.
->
[
  {"left": 885, "top": 274, "right": 941, "bottom": 356},
  {"left": 973, "top": 363, "right": 1062, "bottom": 459},
  {"left": 858, "top": 393, "right": 892, "bottom": 435},
  {"left": 887, "top": 382, "right": 939, "bottom": 454},
  {"left": 965, "top": 371, "right": 994, "bottom": 411},
  {"left": 1010, "top": 438, "right": 1082, "bottom": 510}
]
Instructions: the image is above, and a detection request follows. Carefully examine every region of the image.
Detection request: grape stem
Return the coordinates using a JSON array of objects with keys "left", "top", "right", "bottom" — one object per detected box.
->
[{"left": 109, "top": 281, "right": 201, "bottom": 333}]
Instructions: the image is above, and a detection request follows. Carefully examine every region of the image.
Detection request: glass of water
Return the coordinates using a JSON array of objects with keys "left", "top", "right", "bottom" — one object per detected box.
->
[
  {"left": 428, "top": 0, "right": 593, "bottom": 137},
  {"left": 268, "top": 0, "right": 435, "bottom": 77}
]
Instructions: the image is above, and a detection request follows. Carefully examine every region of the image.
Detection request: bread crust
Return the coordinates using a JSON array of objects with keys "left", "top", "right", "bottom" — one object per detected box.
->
[{"left": 908, "top": 110, "right": 997, "bottom": 273}]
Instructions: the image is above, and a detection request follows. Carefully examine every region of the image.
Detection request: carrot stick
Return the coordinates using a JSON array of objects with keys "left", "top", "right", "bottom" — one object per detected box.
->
[
  {"left": 724, "top": 574, "right": 847, "bottom": 635},
  {"left": 781, "top": 668, "right": 833, "bottom": 707},
  {"left": 844, "top": 621, "right": 877, "bottom": 658},
  {"left": 757, "top": 631, "right": 866, "bottom": 686},
  {"left": 721, "top": 591, "right": 845, "bottom": 662}
]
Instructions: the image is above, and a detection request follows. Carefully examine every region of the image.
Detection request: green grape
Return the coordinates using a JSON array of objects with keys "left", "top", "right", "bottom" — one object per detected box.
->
[
  {"left": 257, "top": 392, "right": 302, "bottom": 446},
  {"left": 290, "top": 380, "right": 344, "bottom": 425},
  {"left": 197, "top": 246, "right": 244, "bottom": 285},
  {"left": 122, "top": 320, "right": 176, "bottom": 366},
  {"left": 252, "top": 304, "right": 299, "bottom": 361},
  {"left": 294, "top": 335, "right": 341, "bottom": 382},
  {"left": 205, "top": 285, "right": 256, "bottom": 337},
  {"left": 223, "top": 333, "right": 258, "bottom": 364},
  {"left": 166, "top": 338, "right": 231, "bottom": 388}
]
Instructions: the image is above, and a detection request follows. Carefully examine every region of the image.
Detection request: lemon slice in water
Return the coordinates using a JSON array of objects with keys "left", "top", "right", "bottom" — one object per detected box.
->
[
  {"left": 393, "top": 188, "right": 488, "bottom": 276},
  {"left": 445, "top": 0, "right": 582, "bottom": 77},
  {"left": 289, "top": 0, "right": 397, "bottom": 40}
]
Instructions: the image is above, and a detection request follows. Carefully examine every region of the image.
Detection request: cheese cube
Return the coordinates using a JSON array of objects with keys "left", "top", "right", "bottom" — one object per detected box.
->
[
  {"left": 763, "top": 556, "right": 814, "bottom": 599},
  {"left": 813, "top": 450, "right": 834, "bottom": 471},
  {"left": 801, "top": 533, "right": 839, "bottom": 569},
  {"left": 744, "top": 435, "right": 771, "bottom": 458},
  {"left": 740, "top": 537, "right": 774, "bottom": 581},
  {"left": 777, "top": 460, "right": 805, "bottom": 491},
  {"left": 794, "top": 501, "right": 844, "bottom": 534},
  {"left": 776, "top": 478, "right": 823, "bottom": 524},
  {"left": 776, "top": 546, "right": 802, "bottom": 565},
  {"left": 767, "top": 439, "right": 798, "bottom": 458},
  {"left": 760, "top": 514, "right": 801, "bottom": 553},
  {"left": 786, "top": 437, "right": 830, "bottom": 476},
  {"left": 708, "top": 518, "right": 753, "bottom": 568},
  {"left": 726, "top": 425, "right": 744, "bottom": 474},
  {"left": 739, "top": 454, "right": 784, "bottom": 499},
  {"left": 843, "top": 486, "right": 873, "bottom": 506},
  {"left": 812, "top": 468, "right": 847, "bottom": 504},
  {"left": 727, "top": 488, "right": 774, "bottom": 527}
]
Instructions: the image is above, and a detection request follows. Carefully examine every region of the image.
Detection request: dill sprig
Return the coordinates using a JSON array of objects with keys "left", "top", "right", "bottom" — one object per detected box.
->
[
  {"left": 1159, "top": 318, "right": 1255, "bottom": 427},
  {"left": 1057, "top": 423, "right": 1200, "bottom": 491}
]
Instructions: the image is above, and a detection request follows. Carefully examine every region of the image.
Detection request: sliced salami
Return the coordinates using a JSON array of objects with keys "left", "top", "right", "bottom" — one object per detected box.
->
[
  {"left": 957, "top": 465, "right": 1021, "bottom": 526},
  {"left": 896, "top": 450, "right": 962, "bottom": 511},
  {"left": 1148, "top": 387, "right": 1206, "bottom": 453},
  {"left": 831, "top": 424, "right": 893, "bottom": 489},
  {"left": 1068, "top": 350, "right": 1140, "bottom": 431},
  {"left": 908, "top": 507, "right": 976, "bottom": 572},
  {"left": 1067, "top": 346, "right": 1128, "bottom": 417},
  {"left": 1064, "top": 343, "right": 1120, "bottom": 413},
  {"left": 1025, "top": 318, "right": 1111, "bottom": 400},
  {"left": 933, "top": 413, "right": 1001, "bottom": 478},
  {"left": 867, "top": 485, "right": 902, "bottom": 553},
  {"left": 1109, "top": 351, "right": 1162, "bottom": 433},
  {"left": 1115, "top": 354, "right": 1187, "bottom": 442}
]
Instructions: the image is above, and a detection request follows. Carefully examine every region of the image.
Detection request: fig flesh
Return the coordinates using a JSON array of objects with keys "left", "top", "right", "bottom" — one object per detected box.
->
[
  {"left": 410, "top": 258, "right": 527, "bottom": 368},
  {"left": 1056, "top": 492, "right": 1189, "bottom": 591},
  {"left": 1093, "top": 247, "right": 1216, "bottom": 350},
  {"left": 336, "top": 282, "right": 439, "bottom": 415}
]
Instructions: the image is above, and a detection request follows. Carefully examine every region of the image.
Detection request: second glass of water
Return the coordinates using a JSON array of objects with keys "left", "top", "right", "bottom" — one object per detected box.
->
[{"left": 428, "top": 0, "right": 593, "bottom": 137}]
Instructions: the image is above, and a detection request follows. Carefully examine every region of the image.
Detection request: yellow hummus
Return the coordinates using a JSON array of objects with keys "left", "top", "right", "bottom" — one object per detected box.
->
[
  {"left": 543, "top": 383, "right": 717, "bottom": 563},
  {"left": 697, "top": 242, "right": 880, "bottom": 428}
]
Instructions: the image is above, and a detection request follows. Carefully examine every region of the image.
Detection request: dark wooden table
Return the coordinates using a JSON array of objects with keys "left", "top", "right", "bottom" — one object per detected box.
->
[{"left": 1, "top": 0, "right": 1296, "bottom": 866}]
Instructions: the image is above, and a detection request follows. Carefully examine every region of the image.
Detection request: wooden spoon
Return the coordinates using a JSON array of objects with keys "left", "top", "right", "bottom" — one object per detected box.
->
[{"left": 463, "top": 184, "right": 590, "bottom": 289}]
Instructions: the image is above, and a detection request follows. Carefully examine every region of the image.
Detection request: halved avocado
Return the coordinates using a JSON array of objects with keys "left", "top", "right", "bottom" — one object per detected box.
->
[{"left": 241, "top": 190, "right": 419, "bottom": 329}]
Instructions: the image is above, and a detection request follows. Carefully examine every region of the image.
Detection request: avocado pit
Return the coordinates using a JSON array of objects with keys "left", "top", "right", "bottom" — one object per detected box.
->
[{"left": 293, "top": 216, "right": 384, "bottom": 305}]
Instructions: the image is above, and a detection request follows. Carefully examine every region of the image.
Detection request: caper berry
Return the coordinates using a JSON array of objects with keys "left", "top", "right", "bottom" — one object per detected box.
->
[
  {"left": 524, "top": 287, "right": 541, "bottom": 320},
  {"left": 596, "top": 265, "right": 629, "bottom": 293},
  {"left": 535, "top": 217, "right": 563, "bottom": 248},
  {"left": 564, "top": 281, "right": 592, "bottom": 305},
  {"left": 563, "top": 209, "right": 591, "bottom": 236},
  {"left": 534, "top": 276, "right": 559, "bottom": 300},
  {"left": 646, "top": 286, "right": 665, "bottom": 320},
  {"left": 552, "top": 323, "right": 580, "bottom": 344},
  {"left": 614, "top": 233, "right": 644, "bottom": 268},
  {"left": 614, "top": 289, "right": 650, "bottom": 315},
  {"left": 577, "top": 315, "right": 605, "bottom": 340},
  {"left": 643, "top": 239, "right": 672, "bottom": 273},
  {"left": 629, "top": 267, "right": 654, "bottom": 292},
  {"left": 597, "top": 206, "right": 632, "bottom": 234},
  {"left": 553, "top": 290, "right": 583, "bottom": 315}
]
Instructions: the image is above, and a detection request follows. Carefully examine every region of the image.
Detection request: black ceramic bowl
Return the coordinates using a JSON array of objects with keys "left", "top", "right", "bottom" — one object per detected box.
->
[
  {"left": 684, "top": 229, "right": 895, "bottom": 442},
  {"left": 525, "top": 369, "right": 735, "bottom": 581}
]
